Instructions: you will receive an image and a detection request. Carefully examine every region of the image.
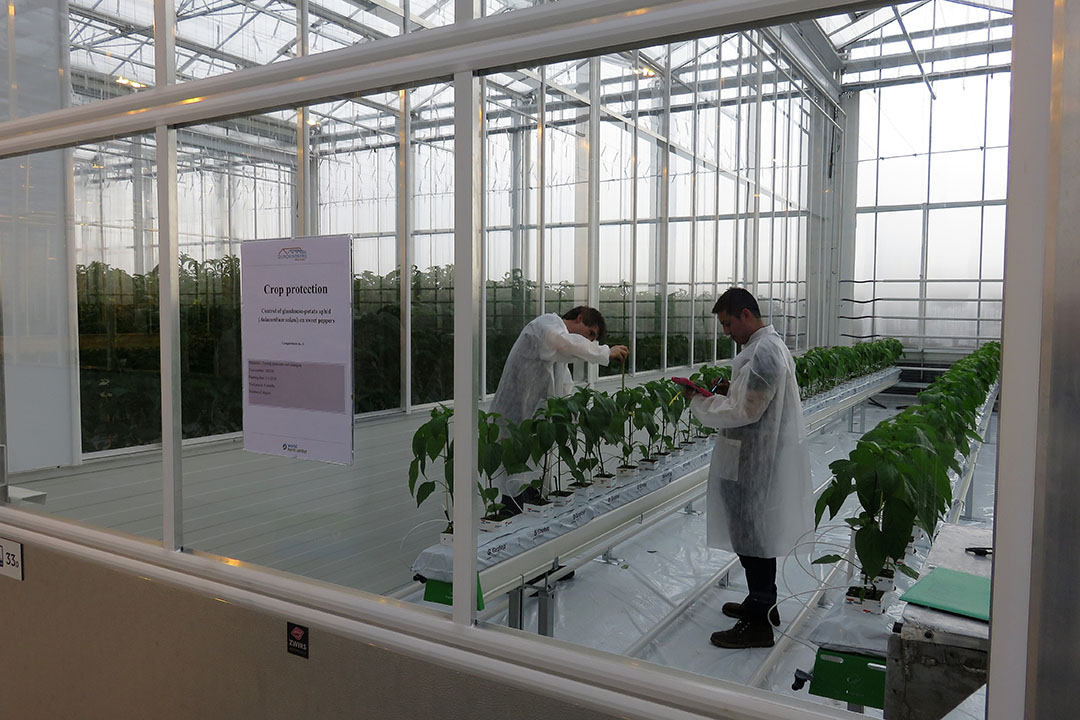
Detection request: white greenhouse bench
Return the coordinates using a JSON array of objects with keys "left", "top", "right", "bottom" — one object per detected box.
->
[{"left": 410, "top": 367, "right": 902, "bottom": 634}]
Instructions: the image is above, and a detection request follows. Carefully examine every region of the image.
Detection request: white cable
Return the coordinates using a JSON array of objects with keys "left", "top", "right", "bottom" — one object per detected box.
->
[
  {"left": 765, "top": 583, "right": 854, "bottom": 655},
  {"left": 398, "top": 518, "right": 449, "bottom": 568}
]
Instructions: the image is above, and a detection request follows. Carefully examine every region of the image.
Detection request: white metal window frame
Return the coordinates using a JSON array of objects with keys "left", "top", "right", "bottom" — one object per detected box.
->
[{"left": 0, "top": 0, "right": 1051, "bottom": 718}]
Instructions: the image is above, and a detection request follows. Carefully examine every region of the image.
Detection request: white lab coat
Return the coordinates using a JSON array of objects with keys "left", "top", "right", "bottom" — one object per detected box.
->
[
  {"left": 489, "top": 313, "right": 613, "bottom": 496},
  {"left": 689, "top": 325, "right": 812, "bottom": 558}
]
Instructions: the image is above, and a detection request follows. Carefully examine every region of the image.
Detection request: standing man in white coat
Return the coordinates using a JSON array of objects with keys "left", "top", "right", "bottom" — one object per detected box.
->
[
  {"left": 686, "top": 288, "right": 812, "bottom": 649},
  {"left": 490, "top": 306, "right": 629, "bottom": 512}
]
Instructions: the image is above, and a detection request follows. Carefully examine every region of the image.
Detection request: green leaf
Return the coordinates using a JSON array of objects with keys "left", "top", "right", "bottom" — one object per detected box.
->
[
  {"left": 411, "top": 427, "right": 427, "bottom": 458},
  {"left": 880, "top": 499, "right": 916, "bottom": 559},
  {"left": 855, "top": 525, "right": 886, "bottom": 580},
  {"left": 415, "top": 480, "right": 437, "bottom": 507},
  {"left": 812, "top": 554, "right": 844, "bottom": 565},
  {"left": 897, "top": 563, "right": 920, "bottom": 580},
  {"left": 814, "top": 491, "right": 831, "bottom": 526},
  {"left": 408, "top": 458, "right": 420, "bottom": 495},
  {"left": 426, "top": 425, "right": 444, "bottom": 461}
]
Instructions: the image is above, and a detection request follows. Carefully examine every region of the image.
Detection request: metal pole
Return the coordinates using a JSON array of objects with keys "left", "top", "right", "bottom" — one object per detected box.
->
[
  {"left": 399, "top": 88, "right": 414, "bottom": 412},
  {"left": 155, "top": 0, "right": 181, "bottom": 551},
  {"left": 892, "top": 6, "right": 937, "bottom": 101},
  {"left": 659, "top": 46, "right": 671, "bottom": 371},
  {"left": 538, "top": 66, "right": 547, "bottom": 315},
  {"left": 296, "top": 0, "right": 312, "bottom": 237},
  {"left": 450, "top": 42, "right": 482, "bottom": 628},
  {"left": 631, "top": 49, "right": 640, "bottom": 373},
  {"left": 688, "top": 40, "right": 699, "bottom": 367}
]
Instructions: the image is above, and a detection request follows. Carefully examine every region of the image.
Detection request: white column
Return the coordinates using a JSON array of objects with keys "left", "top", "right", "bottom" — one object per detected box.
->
[
  {"left": 155, "top": 0, "right": 182, "bottom": 550},
  {"left": 989, "top": 0, "right": 1076, "bottom": 717},
  {"left": 398, "top": 89, "right": 413, "bottom": 412},
  {"left": 450, "top": 0, "right": 482, "bottom": 625}
]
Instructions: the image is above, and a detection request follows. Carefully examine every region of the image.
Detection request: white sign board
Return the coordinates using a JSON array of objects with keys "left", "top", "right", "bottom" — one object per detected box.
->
[
  {"left": 241, "top": 236, "right": 354, "bottom": 465},
  {"left": 0, "top": 537, "right": 23, "bottom": 581}
]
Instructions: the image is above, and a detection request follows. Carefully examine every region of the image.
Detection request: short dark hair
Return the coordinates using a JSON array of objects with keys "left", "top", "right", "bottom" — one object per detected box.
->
[
  {"left": 711, "top": 288, "right": 761, "bottom": 318},
  {"left": 562, "top": 305, "right": 607, "bottom": 342}
]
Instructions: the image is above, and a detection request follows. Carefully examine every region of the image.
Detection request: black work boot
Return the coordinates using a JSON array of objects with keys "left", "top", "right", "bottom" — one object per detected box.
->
[
  {"left": 722, "top": 601, "right": 781, "bottom": 627},
  {"left": 710, "top": 619, "right": 775, "bottom": 649}
]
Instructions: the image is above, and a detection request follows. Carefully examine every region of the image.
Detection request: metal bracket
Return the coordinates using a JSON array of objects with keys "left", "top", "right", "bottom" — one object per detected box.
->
[
  {"left": 537, "top": 580, "right": 557, "bottom": 636},
  {"left": 680, "top": 500, "right": 702, "bottom": 516},
  {"left": 508, "top": 586, "right": 525, "bottom": 630},
  {"left": 594, "top": 546, "right": 624, "bottom": 566}
]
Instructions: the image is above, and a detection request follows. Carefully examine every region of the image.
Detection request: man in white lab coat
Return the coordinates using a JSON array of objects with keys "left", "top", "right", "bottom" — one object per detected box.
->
[
  {"left": 687, "top": 288, "right": 812, "bottom": 649},
  {"left": 490, "top": 306, "right": 629, "bottom": 511}
]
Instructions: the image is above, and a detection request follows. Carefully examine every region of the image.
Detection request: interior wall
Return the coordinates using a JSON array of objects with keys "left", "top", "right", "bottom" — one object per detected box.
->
[{"left": 0, "top": 541, "right": 623, "bottom": 720}]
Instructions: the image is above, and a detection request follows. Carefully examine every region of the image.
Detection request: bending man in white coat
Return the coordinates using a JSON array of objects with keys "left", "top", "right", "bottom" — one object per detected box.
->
[
  {"left": 490, "top": 306, "right": 629, "bottom": 513},
  {"left": 686, "top": 288, "right": 812, "bottom": 649}
]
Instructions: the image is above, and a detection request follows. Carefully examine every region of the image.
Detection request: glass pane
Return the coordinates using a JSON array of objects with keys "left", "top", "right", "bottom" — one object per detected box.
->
[
  {"left": 876, "top": 154, "right": 928, "bottom": 205},
  {"left": 174, "top": 88, "right": 445, "bottom": 596},
  {"left": 857, "top": 159, "right": 877, "bottom": 207},
  {"left": 984, "top": 147, "right": 1009, "bottom": 201},
  {"left": 4, "top": 139, "right": 163, "bottom": 542},
  {"left": 177, "top": 1, "right": 298, "bottom": 80},
  {"left": 876, "top": 210, "right": 923, "bottom": 281},
  {"left": 879, "top": 83, "right": 931, "bottom": 156},
  {"left": 927, "top": 207, "right": 981, "bottom": 280},
  {"left": 982, "top": 205, "right": 1006, "bottom": 279},
  {"left": 485, "top": 73, "right": 540, "bottom": 393},
  {"left": 667, "top": 284, "right": 691, "bottom": 367},
  {"left": 413, "top": 84, "right": 456, "bottom": 405},
  {"left": 67, "top": 2, "right": 156, "bottom": 116},
  {"left": 929, "top": 150, "right": 984, "bottom": 203},
  {"left": 930, "top": 76, "right": 988, "bottom": 153}
]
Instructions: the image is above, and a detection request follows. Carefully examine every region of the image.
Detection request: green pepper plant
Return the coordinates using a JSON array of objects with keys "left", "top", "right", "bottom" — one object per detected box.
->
[
  {"left": 814, "top": 342, "right": 1000, "bottom": 584},
  {"left": 644, "top": 380, "right": 677, "bottom": 458},
  {"left": 575, "top": 387, "right": 621, "bottom": 481},
  {"left": 611, "top": 385, "right": 650, "bottom": 471},
  {"left": 408, "top": 406, "right": 455, "bottom": 533}
]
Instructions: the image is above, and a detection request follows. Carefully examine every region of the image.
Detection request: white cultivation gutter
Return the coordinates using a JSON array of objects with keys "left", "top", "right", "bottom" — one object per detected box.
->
[{"left": 456, "top": 371, "right": 902, "bottom": 603}]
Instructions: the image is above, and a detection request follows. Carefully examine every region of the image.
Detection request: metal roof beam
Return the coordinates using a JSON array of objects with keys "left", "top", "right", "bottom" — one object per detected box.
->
[
  {"left": 845, "top": 15, "right": 1012, "bottom": 49},
  {"left": 842, "top": 36, "right": 1012, "bottom": 73}
]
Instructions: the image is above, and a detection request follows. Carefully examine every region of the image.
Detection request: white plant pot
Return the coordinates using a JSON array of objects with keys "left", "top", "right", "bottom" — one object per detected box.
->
[
  {"left": 523, "top": 501, "right": 554, "bottom": 518},
  {"left": 550, "top": 491, "right": 574, "bottom": 507},
  {"left": 872, "top": 572, "right": 896, "bottom": 594},
  {"left": 616, "top": 465, "right": 638, "bottom": 478},
  {"left": 593, "top": 474, "right": 617, "bottom": 490},
  {"left": 569, "top": 484, "right": 593, "bottom": 502},
  {"left": 480, "top": 516, "right": 514, "bottom": 533},
  {"left": 844, "top": 586, "right": 886, "bottom": 614}
]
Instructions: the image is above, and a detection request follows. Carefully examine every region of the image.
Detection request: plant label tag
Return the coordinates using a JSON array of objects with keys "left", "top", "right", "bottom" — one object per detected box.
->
[{"left": 0, "top": 538, "right": 23, "bottom": 581}]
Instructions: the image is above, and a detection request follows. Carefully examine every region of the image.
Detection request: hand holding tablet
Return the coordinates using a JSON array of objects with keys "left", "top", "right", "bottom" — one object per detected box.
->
[{"left": 671, "top": 377, "right": 713, "bottom": 397}]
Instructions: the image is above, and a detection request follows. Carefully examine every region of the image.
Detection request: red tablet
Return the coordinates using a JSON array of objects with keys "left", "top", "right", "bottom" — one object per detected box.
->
[{"left": 671, "top": 377, "right": 713, "bottom": 397}]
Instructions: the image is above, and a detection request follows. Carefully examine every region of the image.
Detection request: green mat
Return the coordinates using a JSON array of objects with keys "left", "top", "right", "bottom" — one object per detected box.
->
[{"left": 900, "top": 567, "right": 991, "bottom": 621}]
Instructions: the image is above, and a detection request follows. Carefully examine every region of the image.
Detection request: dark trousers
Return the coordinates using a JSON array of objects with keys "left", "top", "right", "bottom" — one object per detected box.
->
[{"left": 738, "top": 554, "right": 777, "bottom": 626}]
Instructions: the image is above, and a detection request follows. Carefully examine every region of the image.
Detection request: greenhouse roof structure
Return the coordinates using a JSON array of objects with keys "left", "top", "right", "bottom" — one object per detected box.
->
[{"left": 67, "top": 0, "right": 1013, "bottom": 154}]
